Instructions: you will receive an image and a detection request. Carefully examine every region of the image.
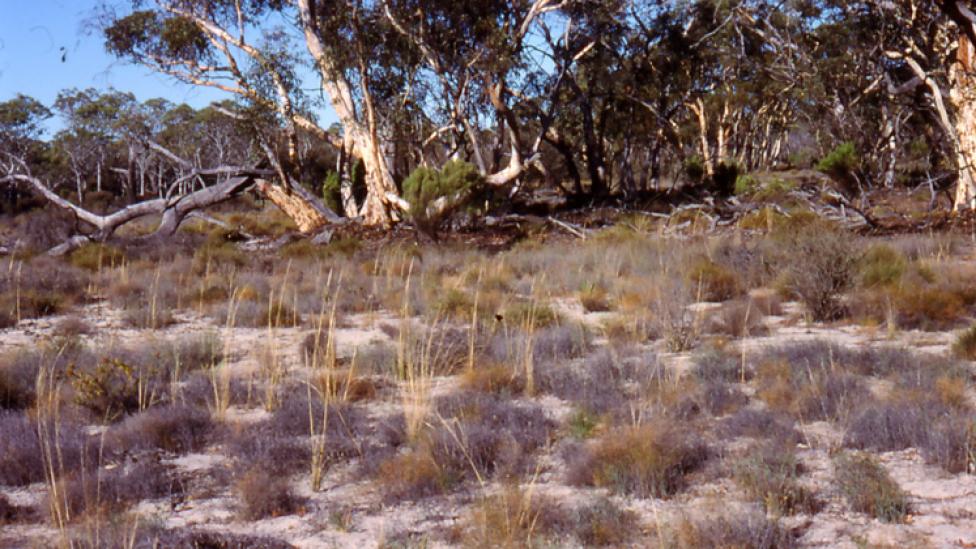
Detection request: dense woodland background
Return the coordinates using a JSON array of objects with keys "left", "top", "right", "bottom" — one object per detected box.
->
[{"left": 4, "top": 0, "right": 976, "bottom": 239}]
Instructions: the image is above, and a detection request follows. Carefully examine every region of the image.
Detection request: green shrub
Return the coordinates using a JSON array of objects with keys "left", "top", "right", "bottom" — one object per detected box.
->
[
  {"left": 322, "top": 172, "right": 342, "bottom": 215},
  {"left": 68, "top": 358, "right": 143, "bottom": 422},
  {"left": 686, "top": 258, "right": 743, "bottom": 302},
  {"left": 684, "top": 156, "right": 706, "bottom": 183},
  {"left": 402, "top": 160, "right": 483, "bottom": 231},
  {"left": 833, "top": 452, "right": 909, "bottom": 523},
  {"left": 712, "top": 162, "right": 739, "bottom": 197},
  {"left": 734, "top": 174, "right": 759, "bottom": 196},
  {"left": 859, "top": 245, "right": 907, "bottom": 288},
  {"left": 816, "top": 142, "right": 859, "bottom": 189}
]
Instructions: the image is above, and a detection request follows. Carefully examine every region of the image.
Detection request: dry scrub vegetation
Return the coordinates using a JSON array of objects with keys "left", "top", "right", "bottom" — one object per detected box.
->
[{"left": 1, "top": 211, "right": 976, "bottom": 547}]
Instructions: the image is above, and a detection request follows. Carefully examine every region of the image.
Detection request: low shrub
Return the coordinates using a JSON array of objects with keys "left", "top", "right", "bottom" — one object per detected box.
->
[
  {"left": 108, "top": 405, "right": 213, "bottom": 455},
  {"left": 0, "top": 493, "right": 33, "bottom": 524},
  {"left": 664, "top": 510, "right": 797, "bottom": 549},
  {"left": 461, "top": 363, "right": 525, "bottom": 396},
  {"left": 893, "top": 285, "right": 966, "bottom": 331},
  {"left": 459, "top": 486, "right": 570, "bottom": 548},
  {"left": 568, "top": 422, "right": 708, "bottom": 498},
  {"left": 832, "top": 452, "right": 909, "bottom": 523},
  {"left": 67, "top": 358, "right": 144, "bottom": 422},
  {"left": 47, "top": 459, "right": 172, "bottom": 522},
  {"left": 719, "top": 409, "right": 802, "bottom": 444},
  {"left": 692, "top": 343, "right": 750, "bottom": 383},
  {"left": 952, "top": 324, "right": 976, "bottom": 360},
  {"left": 709, "top": 299, "right": 769, "bottom": 338},
  {"left": 375, "top": 446, "right": 452, "bottom": 502},
  {"left": 68, "top": 243, "right": 126, "bottom": 272},
  {"left": 698, "top": 382, "right": 749, "bottom": 416},
  {"left": 572, "top": 497, "right": 639, "bottom": 546},
  {"left": 776, "top": 222, "right": 859, "bottom": 321},
  {"left": 236, "top": 467, "right": 305, "bottom": 520},
  {"left": 859, "top": 244, "right": 907, "bottom": 288},
  {"left": 843, "top": 403, "right": 934, "bottom": 453},
  {"left": 920, "top": 413, "right": 976, "bottom": 474},
  {"left": 579, "top": 283, "right": 613, "bottom": 312},
  {"left": 733, "top": 443, "right": 819, "bottom": 515},
  {"left": 686, "top": 258, "right": 742, "bottom": 302}
]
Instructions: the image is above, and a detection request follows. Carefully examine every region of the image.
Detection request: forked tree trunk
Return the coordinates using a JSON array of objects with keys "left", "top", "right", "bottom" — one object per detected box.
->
[
  {"left": 951, "top": 35, "right": 976, "bottom": 211},
  {"left": 254, "top": 179, "right": 333, "bottom": 232}
]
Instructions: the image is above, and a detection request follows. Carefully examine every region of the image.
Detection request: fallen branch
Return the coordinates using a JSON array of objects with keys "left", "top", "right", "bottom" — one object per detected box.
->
[{"left": 547, "top": 216, "right": 589, "bottom": 239}]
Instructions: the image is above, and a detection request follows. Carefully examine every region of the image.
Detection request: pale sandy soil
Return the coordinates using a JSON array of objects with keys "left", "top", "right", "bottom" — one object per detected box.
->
[{"left": 1, "top": 294, "right": 975, "bottom": 549}]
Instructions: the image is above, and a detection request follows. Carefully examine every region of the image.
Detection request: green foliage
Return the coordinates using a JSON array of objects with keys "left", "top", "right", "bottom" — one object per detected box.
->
[
  {"left": 402, "top": 160, "right": 484, "bottom": 230},
  {"left": 816, "top": 142, "right": 859, "bottom": 180},
  {"left": 322, "top": 172, "right": 342, "bottom": 215},
  {"left": 711, "top": 162, "right": 739, "bottom": 197},
  {"left": 859, "top": 245, "right": 907, "bottom": 288},
  {"left": 567, "top": 408, "right": 599, "bottom": 439},
  {"left": 684, "top": 156, "right": 706, "bottom": 182},
  {"left": 68, "top": 243, "right": 126, "bottom": 271},
  {"left": 734, "top": 174, "right": 758, "bottom": 196},
  {"left": 68, "top": 359, "right": 143, "bottom": 422},
  {"left": 833, "top": 452, "right": 909, "bottom": 523}
]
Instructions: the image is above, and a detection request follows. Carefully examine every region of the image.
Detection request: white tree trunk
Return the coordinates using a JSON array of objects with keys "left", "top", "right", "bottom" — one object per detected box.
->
[{"left": 951, "top": 36, "right": 976, "bottom": 211}]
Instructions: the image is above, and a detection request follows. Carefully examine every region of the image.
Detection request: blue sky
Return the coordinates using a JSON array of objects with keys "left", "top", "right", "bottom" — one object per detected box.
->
[{"left": 0, "top": 1, "right": 328, "bottom": 135}]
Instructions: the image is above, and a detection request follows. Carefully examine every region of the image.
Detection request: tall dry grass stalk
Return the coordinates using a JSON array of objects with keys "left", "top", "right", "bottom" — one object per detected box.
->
[
  {"left": 307, "top": 373, "right": 332, "bottom": 492},
  {"left": 521, "top": 277, "right": 544, "bottom": 396},
  {"left": 467, "top": 268, "right": 483, "bottom": 373},
  {"left": 210, "top": 289, "right": 242, "bottom": 417},
  {"left": 396, "top": 260, "right": 434, "bottom": 443}
]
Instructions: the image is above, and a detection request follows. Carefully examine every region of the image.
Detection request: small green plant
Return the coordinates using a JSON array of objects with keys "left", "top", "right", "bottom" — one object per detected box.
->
[
  {"left": 833, "top": 452, "right": 909, "bottom": 523},
  {"left": 734, "top": 174, "right": 758, "bottom": 196},
  {"left": 859, "top": 245, "right": 907, "bottom": 288},
  {"left": 817, "top": 142, "right": 860, "bottom": 191},
  {"left": 322, "top": 172, "right": 343, "bottom": 215},
  {"left": 567, "top": 408, "right": 600, "bottom": 439}
]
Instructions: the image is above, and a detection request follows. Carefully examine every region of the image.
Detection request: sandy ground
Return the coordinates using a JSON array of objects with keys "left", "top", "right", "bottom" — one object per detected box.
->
[{"left": 2, "top": 295, "right": 975, "bottom": 548}]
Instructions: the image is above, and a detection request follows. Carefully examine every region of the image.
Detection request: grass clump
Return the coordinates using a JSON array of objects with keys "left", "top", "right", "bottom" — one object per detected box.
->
[
  {"left": 832, "top": 452, "right": 909, "bottom": 523},
  {"left": 571, "top": 497, "right": 639, "bottom": 546},
  {"left": 859, "top": 244, "right": 907, "bottom": 288},
  {"left": 459, "top": 486, "right": 569, "bottom": 548},
  {"left": 579, "top": 282, "right": 612, "bottom": 312},
  {"left": 68, "top": 242, "right": 126, "bottom": 271},
  {"left": 235, "top": 467, "right": 305, "bottom": 520},
  {"left": 733, "top": 443, "right": 819, "bottom": 516},
  {"left": 952, "top": 324, "right": 976, "bottom": 360},
  {"left": 686, "top": 258, "right": 743, "bottom": 302},
  {"left": 568, "top": 422, "right": 708, "bottom": 498},
  {"left": 664, "top": 510, "right": 797, "bottom": 549}
]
